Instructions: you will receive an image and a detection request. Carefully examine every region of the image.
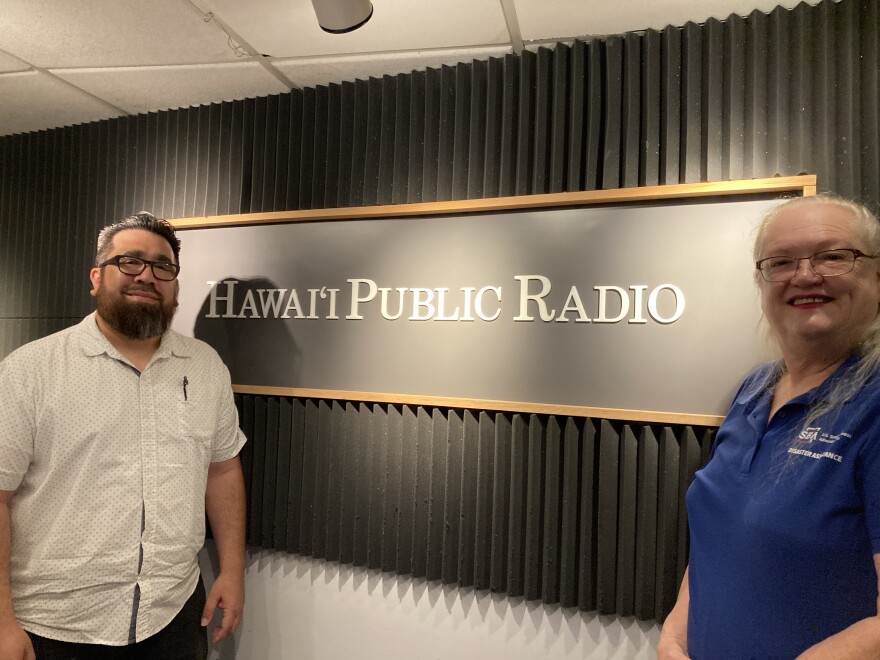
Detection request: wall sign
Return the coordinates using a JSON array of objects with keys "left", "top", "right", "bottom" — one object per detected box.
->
[{"left": 171, "top": 177, "right": 815, "bottom": 424}]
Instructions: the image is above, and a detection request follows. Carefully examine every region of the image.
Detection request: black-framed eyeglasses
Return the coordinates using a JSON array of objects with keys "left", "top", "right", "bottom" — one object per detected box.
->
[
  {"left": 755, "top": 248, "right": 878, "bottom": 282},
  {"left": 98, "top": 255, "right": 180, "bottom": 281}
]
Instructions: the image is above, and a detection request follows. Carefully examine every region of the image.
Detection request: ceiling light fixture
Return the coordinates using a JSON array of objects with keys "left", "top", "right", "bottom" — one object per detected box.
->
[{"left": 311, "top": 0, "right": 373, "bottom": 33}]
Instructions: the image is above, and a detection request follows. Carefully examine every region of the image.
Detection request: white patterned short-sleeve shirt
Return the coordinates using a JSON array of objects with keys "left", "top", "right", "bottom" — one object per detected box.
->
[{"left": 0, "top": 313, "right": 246, "bottom": 645}]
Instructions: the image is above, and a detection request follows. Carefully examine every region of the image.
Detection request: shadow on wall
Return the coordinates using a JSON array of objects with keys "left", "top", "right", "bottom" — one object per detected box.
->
[
  {"left": 203, "top": 549, "right": 661, "bottom": 659},
  {"left": 193, "top": 278, "right": 301, "bottom": 387}
]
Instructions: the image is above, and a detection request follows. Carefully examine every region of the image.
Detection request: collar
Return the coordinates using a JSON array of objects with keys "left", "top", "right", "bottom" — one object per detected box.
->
[
  {"left": 738, "top": 353, "right": 862, "bottom": 413},
  {"left": 77, "top": 312, "right": 192, "bottom": 361},
  {"left": 736, "top": 362, "right": 780, "bottom": 410},
  {"left": 807, "top": 353, "right": 861, "bottom": 405}
]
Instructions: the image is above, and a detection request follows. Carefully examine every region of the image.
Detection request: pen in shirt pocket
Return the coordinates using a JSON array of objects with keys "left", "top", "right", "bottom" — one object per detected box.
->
[{"left": 183, "top": 376, "right": 189, "bottom": 401}]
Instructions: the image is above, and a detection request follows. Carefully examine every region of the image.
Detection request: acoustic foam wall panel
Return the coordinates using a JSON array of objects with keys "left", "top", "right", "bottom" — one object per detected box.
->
[{"left": 235, "top": 395, "right": 715, "bottom": 620}]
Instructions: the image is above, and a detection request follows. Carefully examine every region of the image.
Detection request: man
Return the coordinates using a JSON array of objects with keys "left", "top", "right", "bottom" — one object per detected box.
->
[{"left": 0, "top": 212, "right": 246, "bottom": 659}]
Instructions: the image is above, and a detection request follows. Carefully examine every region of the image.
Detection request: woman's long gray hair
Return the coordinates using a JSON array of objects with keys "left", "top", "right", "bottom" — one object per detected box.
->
[{"left": 753, "top": 194, "right": 880, "bottom": 432}]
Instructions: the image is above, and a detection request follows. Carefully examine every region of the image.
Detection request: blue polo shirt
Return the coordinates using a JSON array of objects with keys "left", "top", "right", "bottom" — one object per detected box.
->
[{"left": 686, "top": 357, "right": 880, "bottom": 659}]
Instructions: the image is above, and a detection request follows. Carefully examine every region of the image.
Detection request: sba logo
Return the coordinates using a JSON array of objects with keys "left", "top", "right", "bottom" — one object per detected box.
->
[{"left": 798, "top": 427, "right": 821, "bottom": 443}]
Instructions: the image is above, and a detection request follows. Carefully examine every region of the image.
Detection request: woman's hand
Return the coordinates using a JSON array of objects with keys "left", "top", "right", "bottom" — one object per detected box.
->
[
  {"left": 656, "top": 638, "right": 690, "bottom": 660},
  {"left": 657, "top": 568, "right": 690, "bottom": 659}
]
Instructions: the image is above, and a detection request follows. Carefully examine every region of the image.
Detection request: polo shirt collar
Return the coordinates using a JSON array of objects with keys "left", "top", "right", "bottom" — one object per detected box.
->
[
  {"left": 77, "top": 312, "right": 192, "bottom": 360},
  {"left": 736, "top": 362, "right": 780, "bottom": 411},
  {"left": 810, "top": 353, "right": 861, "bottom": 404},
  {"left": 739, "top": 353, "right": 862, "bottom": 416}
]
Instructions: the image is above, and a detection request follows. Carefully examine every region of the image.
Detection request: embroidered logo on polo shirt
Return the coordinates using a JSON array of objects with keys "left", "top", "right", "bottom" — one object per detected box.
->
[
  {"left": 796, "top": 427, "right": 851, "bottom": 444},
  {"left": 791, "top": 427, "right": 849, "bottom": 463},
  {"left": 798, "top": 427, "right": 821, "bottom": 442},
  {"left": 788, "top": 447, "right": 843, "bottom": 462}
]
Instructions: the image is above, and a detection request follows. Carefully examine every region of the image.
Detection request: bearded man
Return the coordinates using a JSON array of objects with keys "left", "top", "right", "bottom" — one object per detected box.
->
[{"left": 0, "top": 212, "right": 246, "bottom": 660}]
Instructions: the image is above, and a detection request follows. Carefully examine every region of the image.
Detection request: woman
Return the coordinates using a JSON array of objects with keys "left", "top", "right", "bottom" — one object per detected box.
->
[{"left": 658, "top": 195, "right": 880, "bottom": 659}]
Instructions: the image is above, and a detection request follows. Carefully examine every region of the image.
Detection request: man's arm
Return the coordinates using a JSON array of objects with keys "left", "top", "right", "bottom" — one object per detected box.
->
[
  {"left": 657, "top": 567, "right": 690, "bottom": 659},
  {"left": 202, "top": 457, "right": 246, "bottom": 644},
  {"left": 0, "top": 491, "right": 34, "bottom": 660},
  {"left": 796, "top": 554, "right": 880, "bottom": 659}
]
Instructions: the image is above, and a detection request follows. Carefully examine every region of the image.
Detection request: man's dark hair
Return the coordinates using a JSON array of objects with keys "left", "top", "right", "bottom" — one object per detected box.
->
[{"left": 95, "top": 212, "right": 181, "bottom": 266}]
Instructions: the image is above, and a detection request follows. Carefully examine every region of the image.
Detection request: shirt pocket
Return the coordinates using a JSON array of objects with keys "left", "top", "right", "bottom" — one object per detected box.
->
[{"left": 172, "top": 398, "right": 214, "bottom": 467}]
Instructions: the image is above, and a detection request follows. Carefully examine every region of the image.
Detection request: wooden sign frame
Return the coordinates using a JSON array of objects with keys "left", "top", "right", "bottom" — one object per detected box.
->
[{"left": 169, "top": 175, "right": 816, "bottom": 426}]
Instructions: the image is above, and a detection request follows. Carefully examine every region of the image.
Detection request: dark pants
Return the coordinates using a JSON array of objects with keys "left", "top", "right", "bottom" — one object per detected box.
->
[{"left": 27, "top": 580, "right": 208, "bottom": 660}]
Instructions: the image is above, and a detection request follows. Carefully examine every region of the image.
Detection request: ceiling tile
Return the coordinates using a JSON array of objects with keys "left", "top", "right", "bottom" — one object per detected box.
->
[
  {"left": 515, "top": 0, "right": 824, "bottom": 41},
  {"left": 0, "top": 0, "right": 243, "bottom": 68},
  {"left": 0, "top": 0, "right": 838, "bottom": 137},
  {"left": 0, "top": 71, "right": 123, "bottom": 136},
  {"left": 205, "top": 0, "right": 510, "bottom": 58},
  {"left": 274, "top": 46, "right": 512, "bottom": 88},
  {"left": 0, "top": 50, "right": 29, "bottom": 73},
  {"left": 53, "top": 63, "right": 292, "bottom": 115}
]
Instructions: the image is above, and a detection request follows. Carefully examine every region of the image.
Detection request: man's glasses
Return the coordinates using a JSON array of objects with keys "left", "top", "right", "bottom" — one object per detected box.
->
[
  {"left": 98, "top": 255, "right": 180, "bottom": 281},
  {"left": 755, "top": 248, "right": 878, "bottom": 282}
]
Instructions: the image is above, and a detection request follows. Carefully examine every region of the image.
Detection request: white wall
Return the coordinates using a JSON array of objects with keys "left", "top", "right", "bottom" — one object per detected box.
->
[{"left": 200, "top": 544, "right": 661, "bottom": 660}]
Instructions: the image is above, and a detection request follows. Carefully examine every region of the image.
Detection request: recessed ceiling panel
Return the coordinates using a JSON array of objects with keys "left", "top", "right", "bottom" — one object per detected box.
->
[
  {"left": 274, "top": 46, "right": 512, "bottom": 88},
  {"left": 205, "top": 0, "right": 510, "bottom": 58},
  {"left": 0, "top": 0, "right": 243, "bottom": 68},
  {"left": 0, "top": 71, "right": 123, "bottom": 136},
  {"left": 53, "top": 63, "right": 291, "bottom": 115},
  {"left": 515, "top": 0, "right": 825, "bottom": 41}
]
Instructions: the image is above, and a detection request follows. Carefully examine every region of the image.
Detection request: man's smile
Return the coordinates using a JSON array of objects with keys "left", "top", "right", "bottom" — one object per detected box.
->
[{"left": 124, "top": 287, "right": 160, "bottom": 302}]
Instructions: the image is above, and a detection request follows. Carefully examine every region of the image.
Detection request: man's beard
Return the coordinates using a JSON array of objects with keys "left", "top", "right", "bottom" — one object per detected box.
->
[{"left": 95, "top": 284, "right": 177, "bottom": 340}]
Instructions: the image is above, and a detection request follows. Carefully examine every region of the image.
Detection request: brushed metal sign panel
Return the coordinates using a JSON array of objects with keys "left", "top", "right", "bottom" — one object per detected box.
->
[{"left": 173, "top": 198, "right": 775, "bottom": 416}]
